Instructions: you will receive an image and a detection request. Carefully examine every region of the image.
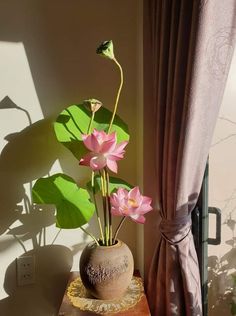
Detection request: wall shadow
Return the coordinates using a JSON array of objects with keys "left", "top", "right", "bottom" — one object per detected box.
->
[
  {"left": 208, "top": 214, "right": 236, "bottom": 315},
  {"left": 0, "top": 0, "right": 139, "bottom": 246},
  {"left": 0, "top": 97, "right": 111, "bottom": 314},
  {"left": 0, "top": 98, "right": 80, "bottom": 315},
  {"left": 0, "top": 97, "right": 61, "bottom": 236},
  {"left": 0, "top": 245, "right": 73, "bottom": 316},
  {"left": 0, "top": 1, "right": 139, "bottom": 314}
]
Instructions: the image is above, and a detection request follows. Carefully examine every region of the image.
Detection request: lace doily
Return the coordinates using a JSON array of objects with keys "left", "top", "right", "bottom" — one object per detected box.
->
[{"left": 67, "top": 275, "right": 144, "bottom": 314}]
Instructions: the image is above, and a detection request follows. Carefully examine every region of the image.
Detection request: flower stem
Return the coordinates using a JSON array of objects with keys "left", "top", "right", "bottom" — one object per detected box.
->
[
  {"left": 87, "top": 111, "right": 95, "bottom": 134},
  {"left": 92, "top": 171, "right": 104, "bottom": 244},
  {"left": 80, "top": 226, "right": 99, "bottom": 246},
  {"left": 108, "top": 58, "right": 123, "bottom": 133},
  {"left": 100, "top": 171, "right": 108, "bottom": 245},
  {"left": 102, "top": 169, "right": 111, "bottom": 246},
  {"left": 113, "top": 216, "right": 126, "bottom": 242},
  {"left": 105, "top": 169, "right": 112, "bottom": 245}
]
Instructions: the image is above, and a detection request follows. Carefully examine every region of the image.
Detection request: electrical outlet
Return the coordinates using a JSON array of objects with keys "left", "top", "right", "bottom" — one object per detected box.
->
[{"left": 16, "top": 255, "right": 35, "bottom": 286}]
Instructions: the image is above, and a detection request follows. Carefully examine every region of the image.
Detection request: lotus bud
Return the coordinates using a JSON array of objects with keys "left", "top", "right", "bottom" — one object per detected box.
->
[
  {"left": 83, "top": 99, "right": 102, "bottom": 113},
  {"left": 96, "top": 40, "right": 115, "bottom": 60}
]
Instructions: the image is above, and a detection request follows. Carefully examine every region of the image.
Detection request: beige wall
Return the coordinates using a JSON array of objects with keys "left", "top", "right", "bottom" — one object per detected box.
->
[
  {"left": 0, "top": 1, "right": 142, "bottom": 315},
  {"left": 209, "top": 47, "right": 236, "bottom": 315}
]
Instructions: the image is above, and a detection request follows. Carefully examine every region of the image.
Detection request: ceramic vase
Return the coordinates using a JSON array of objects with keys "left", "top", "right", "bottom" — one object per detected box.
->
[{"left": 79, "top": 240, "right": 134, "bottom": 300}]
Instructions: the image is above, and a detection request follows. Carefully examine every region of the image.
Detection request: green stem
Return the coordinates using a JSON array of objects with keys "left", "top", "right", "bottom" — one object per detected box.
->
[
  {"left": 103, "top": 196, "right": 109, "bottom": 246},
  {"left": 102, "top": 169, "right": 110, "bottom": 246},
  {"left": 108, "top": 58, "right": 123, "bottom": 133},
  {"left": 92, "top": 171, "right": 104, "bottom": 244},
  {"left": 87, "top": 111, "right": 95, "bottom": 134},
  {"left": 100, "top": 171, "right": 108, "bottom": 245},
  {"left": 80, "top": 226, "right": 99, "bottom": 246},
  {"left": 113, "top": 216, "right": 126, "bottom": 242},
  {"left": 105, "top": 169, "right": 112, "bottom": 245}
]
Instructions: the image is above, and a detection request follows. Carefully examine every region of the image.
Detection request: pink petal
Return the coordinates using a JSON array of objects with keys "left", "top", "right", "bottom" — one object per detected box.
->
[
  {"left": 90, "top": 154, "right": 107, "bottom": 170},
  {"left": 100, "top": 138, "right": 116, "bottom": 154},
  {"left": 79, "top": 152, "right": 107, "bottom": 171},
  {"left": 106, "top": 141, "right": 128, "bottom": 161},
  {"left": 106, "top": 159, "right": 118, "bottom": 173},
  {"left": 82, "top": 133, "right": 100, "bottom": 152},
  {"left": 111, "top": 206, "right": 122, "bottom": 216},
  {"left": 106, "top": 131, "right": 117, "bottom": 142},
  {"left": 79, "top": 152, "right": 95, "bottom": 167},
  {"left": 137, "top": 196, "right": 153, "bottom": 214},
  {"left": 92, "top": 129, "right": 101, "bottom": 137},
  {"left": 117, "top": 187, "right": 128, "bottom": 198},
  {"left": 110, "top": 194, "right": 120, "bottom": 208},
  {"left": 130, "top": 214, "right": 146, "bottom": 224},
  {"left": 107, "top": 152, "right": 125, "bottom": 161},
  {"left": 115, "top": 141, "right": 128, "bottom": 152},
  {"left": 129, "top": 186, "right": 141, "bottom": 201},
  {"left": 93, "top": 129, "right": 107, "bottom": 143},
  {"left": 142, "top": 196, "right": 152, "bottom": 205},
  {"left": 137, "top": 204, "right": 153, "bottom": 214},
  {"left": 125, "top": 206, "right": 139, "bottom": 214}
]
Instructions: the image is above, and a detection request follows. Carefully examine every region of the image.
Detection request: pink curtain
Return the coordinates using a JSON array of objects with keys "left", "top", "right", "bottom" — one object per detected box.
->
[{"left": 143, "top": 1, "right": 236, "bottom": 315}]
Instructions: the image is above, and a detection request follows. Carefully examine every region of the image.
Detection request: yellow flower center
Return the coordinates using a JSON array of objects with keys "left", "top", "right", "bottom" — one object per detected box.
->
[{"left": 128, "top": 198, "right": 138, "bottom": 208}]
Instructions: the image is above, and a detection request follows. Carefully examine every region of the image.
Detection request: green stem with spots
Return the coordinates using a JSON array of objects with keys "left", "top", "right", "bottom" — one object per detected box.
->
[
  {"left": 92, "top": 171, "right": 104, "bottom": 244},
  {"left": 102, "top": 169, "right": 110, "bottom": 246},
  {"left": 108, "top": 58, "right": 123, "bottom": 133},
  {"left": 100, "top": 171, "right": 108, "bottom": 245},
  {"left": 87, "top": 111, "right": 95, "bottom": 134},
  {"left": 105, "top": 169, "right": 113, "bottom": 245},
  {"left": 113, "top": 216, "right": 126, "bottom": 242}
]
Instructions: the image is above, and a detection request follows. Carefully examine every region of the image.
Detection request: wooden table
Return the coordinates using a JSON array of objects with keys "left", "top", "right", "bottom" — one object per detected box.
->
[{"left": 58, "top": 271, "right": 151, "bottom": 315}]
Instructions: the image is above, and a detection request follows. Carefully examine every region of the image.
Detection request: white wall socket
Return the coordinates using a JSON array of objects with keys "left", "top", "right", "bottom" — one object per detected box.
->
[{"left": 16, "top": 255, "right": 35, "bottom": 286}]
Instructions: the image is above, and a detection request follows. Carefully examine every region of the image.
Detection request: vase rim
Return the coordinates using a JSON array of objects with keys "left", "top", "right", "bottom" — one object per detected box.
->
[{"left": 88, "top": 239, "right": 123, "bottom": 249}]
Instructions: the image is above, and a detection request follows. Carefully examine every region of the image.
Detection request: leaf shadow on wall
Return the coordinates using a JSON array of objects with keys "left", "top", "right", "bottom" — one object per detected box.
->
[
  {"left": 0, "top": 0, "right": 139, "bottom": 268},
  {"left": 208, "top": 215, "right": 236, "bottom": 315},
  {"left": 0, "top": 97, "right": 88, "bottom": 315},
  {"left": 0, "top": 96, "right": 60, "bottom": 238},
  {"left": 0, "top": 1, "right": 139, "bottom": 313}
]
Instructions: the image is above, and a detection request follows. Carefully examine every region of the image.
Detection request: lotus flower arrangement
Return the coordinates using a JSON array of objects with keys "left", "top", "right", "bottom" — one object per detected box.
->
[
  {"left": 32, "top": 40, "right": 153, "bottom": 300},
  {"left": 32, "top": 40, "right": 153, "bottom": 247}
]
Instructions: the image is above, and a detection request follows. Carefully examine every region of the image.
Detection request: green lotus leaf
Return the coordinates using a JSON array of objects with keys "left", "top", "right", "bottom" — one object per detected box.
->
[
  {"left": 32, "top": 173, "right": 95, "bottom": 229},
  {"left": 54, "top": 103, "right": 129, "bottom": 160}
]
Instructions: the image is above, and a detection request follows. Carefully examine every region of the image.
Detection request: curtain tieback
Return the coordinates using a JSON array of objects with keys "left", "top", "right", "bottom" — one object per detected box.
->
[{"left": 159, "top": 214, "right": 192, "bottom": 245}]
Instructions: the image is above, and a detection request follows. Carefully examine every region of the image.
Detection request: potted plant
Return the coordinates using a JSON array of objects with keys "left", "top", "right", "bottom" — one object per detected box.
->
[{"left": 32, "top": 40, "right": 153, "bottom": 300}]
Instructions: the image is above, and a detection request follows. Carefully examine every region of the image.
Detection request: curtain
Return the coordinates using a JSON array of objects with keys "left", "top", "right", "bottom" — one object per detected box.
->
[{"left": 143, "top": 1, "right": 236, "bottom": 315}]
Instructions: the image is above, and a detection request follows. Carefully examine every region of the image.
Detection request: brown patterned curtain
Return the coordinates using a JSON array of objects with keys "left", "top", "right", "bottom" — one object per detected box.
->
[{"left": 143, "top": 1, "right": 236, "bottom": 315}]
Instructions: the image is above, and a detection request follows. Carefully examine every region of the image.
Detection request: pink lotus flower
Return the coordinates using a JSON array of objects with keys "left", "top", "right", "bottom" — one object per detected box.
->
[
  {"left": 110, "top": 187, "right": 153, "bottom": 223},
  {"left": 79, "top": 129, "right": 128, "bottom": 173}
]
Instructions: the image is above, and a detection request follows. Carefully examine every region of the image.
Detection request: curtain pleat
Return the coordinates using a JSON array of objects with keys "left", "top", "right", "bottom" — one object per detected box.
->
[{"left": 144, "top": 0, "right": 236, "bottom": 315}]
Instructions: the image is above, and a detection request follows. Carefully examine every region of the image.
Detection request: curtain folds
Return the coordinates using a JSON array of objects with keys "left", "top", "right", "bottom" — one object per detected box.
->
[{"left": 144, "top": 1, "right": 236, "bottom": 315}]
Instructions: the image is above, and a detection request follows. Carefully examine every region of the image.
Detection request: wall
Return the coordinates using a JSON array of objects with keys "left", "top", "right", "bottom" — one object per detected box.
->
[
  {"left": 0, "top": 1, "right": 142, "bottom": 315},
  {"left": 208, "top": 45, "right": 236, "bottom": 315}
]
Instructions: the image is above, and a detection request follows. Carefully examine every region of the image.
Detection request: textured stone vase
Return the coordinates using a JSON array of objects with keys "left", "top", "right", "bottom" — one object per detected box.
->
[{"left": 79, "top": 240, "right": 134, "bottom": 300}]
